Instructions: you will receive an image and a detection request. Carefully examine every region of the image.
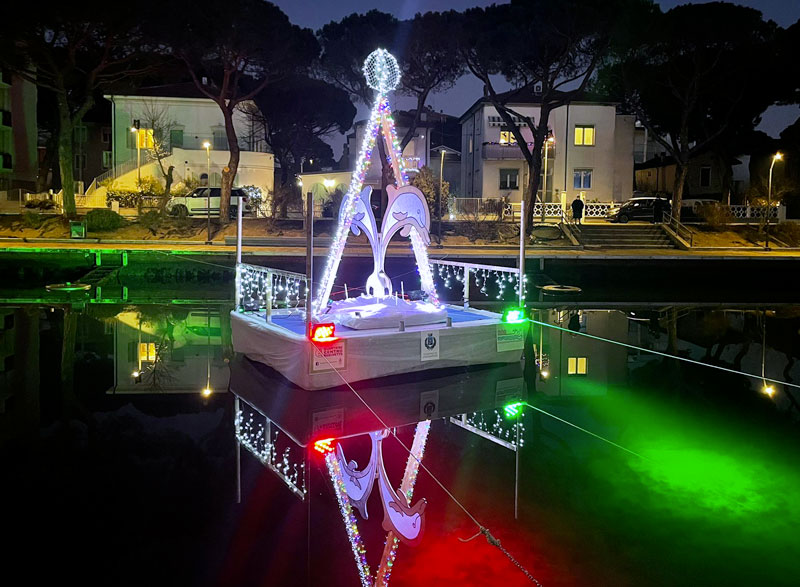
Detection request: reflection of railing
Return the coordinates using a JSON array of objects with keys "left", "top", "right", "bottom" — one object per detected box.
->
[
  {"left": 430, "top": 259, "right": 523, "bottom": 307},
  {"left": 235, "top": 263, "right": 308, "bottom": 314},
  {"left": 235, "top": 396, "right": 306, "bottom": 499}
]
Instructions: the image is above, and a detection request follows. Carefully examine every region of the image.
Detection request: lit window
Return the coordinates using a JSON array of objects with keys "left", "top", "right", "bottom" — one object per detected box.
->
[
  {"left": 137, "top": 128, "right": 154, "bottom": 149},
  {"left": 567, "top": 357, "right": 587, "bottom": 375},
  {"left": 573, "top": 169, "right": 592, "bottom": 190},
  {"left": 574, "top": 125, "right": 595, "bottom": 146},
  {"left": 139, "top": 342, "right": 157, "bottom": 362},
  {"left": 499, "top": 168, "right": 519, "bottom": 190},
  {"left": 499, "top": 127, "right": 516, "bottom": 144}
]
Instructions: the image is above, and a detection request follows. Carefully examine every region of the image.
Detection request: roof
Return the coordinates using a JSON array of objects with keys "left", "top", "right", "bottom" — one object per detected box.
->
[
  {"left": 458, "top": 87, "right": 619, "bottom": 123},
  {"left": 107, "top": 82, "right": 215, "bottom": 100}
]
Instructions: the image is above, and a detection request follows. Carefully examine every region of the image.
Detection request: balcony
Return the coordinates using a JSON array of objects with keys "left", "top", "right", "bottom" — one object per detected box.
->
[
  {"left": 0, "top": 109, "right": 10, "bottom": 128},
  {"left": 482, "top": 142, "right": 526, "bottom": 160}
]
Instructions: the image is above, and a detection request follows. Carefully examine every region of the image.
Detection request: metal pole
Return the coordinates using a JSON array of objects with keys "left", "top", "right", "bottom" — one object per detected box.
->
[
  {"left": 519, "top": 199, "right": 525, "bottom": 306},
  {"left": 305, "top": 192, "right": 314, "bottom": 329},
  {"left": 540, "top": 142, "right": 548, "bottom": 223},
  {"left": 514, "top": 419, "right": 520, "bottom": 520},
  {"left": 236, "top": 191, "right": 243, "bottom": 264},
  {"left": 136, "top": 138, "right": 141, "bottom": 185},
  {"left": 234, "top": 396, "right": 241, "bottom": 504},
  {"left": 206, "top": 146, "right": 211, "bottom": 244},
  {"left": 438, "top": 149, "right": 445, "bottom": 247},
  {"left": 766, "top": 158, "right": 775, "bottom": 251}
]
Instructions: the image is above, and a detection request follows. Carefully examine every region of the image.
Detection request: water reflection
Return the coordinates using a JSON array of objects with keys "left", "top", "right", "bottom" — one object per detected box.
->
[{"left": 1, "top": 287, "right": 799, "bottom": 586}]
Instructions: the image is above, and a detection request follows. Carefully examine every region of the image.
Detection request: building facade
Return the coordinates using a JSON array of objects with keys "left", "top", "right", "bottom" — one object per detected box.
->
[
  {"left": 0, "top": 70, "right": 37, "bottom": 192},
  {"left": 460, "top": 95, "right": 635, "bottom": 203},
  {"left": 102, "top": 83, "right": 273, "bottom": 194}
]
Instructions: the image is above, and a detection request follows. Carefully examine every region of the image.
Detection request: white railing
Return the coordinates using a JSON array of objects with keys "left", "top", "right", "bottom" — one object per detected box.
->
[
  {"left": 236, "top": 263, "right": 309, "bottom": 315},
  {"left": 584, "top": 202, "right": 614, "bottom": 217},
  {"left": 430, "top": 259, "right": 523, "bottom": 307},
  {"left": 728, "top": 205, "right": 784, "bottom": 221},
  {"left": 94, "top": 157, "right": 140, "bottom": 185}
]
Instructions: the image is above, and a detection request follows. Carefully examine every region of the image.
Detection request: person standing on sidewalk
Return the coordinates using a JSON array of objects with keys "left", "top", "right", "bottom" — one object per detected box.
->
[
  {"left": 653, "top": 196, "right": 665, "bottom": 223},
  {"left": 571, "top": 194, "right": 585, "bottom": 225}
]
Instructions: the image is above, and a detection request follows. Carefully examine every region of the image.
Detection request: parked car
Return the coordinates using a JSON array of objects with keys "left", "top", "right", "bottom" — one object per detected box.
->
[
  {"left": 606, "top": 196, "right": 671, "bottom": 223},
  {"left": 166, "top": 187, "right": 251, "bottom": 218}
]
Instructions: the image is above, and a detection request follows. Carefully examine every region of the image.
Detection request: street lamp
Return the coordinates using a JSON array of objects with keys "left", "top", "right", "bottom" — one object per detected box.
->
[
  {"left": 130, "top": 126, "right": 141, "bottom": 185},
  {"left": 765, "top": 151, "right": 782, "bottom": 251},
  {"left": 203, "top": 141, "right": 211, "bottom": 243},
  {"left": 438, "top": 148, "right": 445, "bottom": 247},
  {"left": 540, "top": 135, "right": 555, "bottom": 223}
]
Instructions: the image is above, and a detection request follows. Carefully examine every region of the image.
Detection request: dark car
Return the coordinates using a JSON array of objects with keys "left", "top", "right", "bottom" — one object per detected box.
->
[{"left": 606, "top": 197, "right": 671, "bottom": 223}]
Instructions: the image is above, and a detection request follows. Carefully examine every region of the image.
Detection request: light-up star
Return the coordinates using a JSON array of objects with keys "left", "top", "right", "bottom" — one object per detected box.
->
[{"left": 363, "top": 48, "right": 401, "bottom": 93}]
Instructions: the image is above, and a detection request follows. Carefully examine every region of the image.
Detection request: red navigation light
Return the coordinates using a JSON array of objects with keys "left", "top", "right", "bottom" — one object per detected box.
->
[
  {"left": 313, "top": 438, "right": 335, "bottom": 455},
  {"left": 310, "top": 323, "right": 338, "bottom": 342}
]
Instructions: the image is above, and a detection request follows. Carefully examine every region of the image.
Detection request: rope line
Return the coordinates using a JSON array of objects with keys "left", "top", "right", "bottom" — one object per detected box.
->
[
  {"left": 530, "top": 318, "right": 800, "bottom": 391},
  {"left": 310, "top": 340, "right": 543, "bottom": 585},
  {"left": 523, "top": 403, "right": 648, "bottom": 461}
]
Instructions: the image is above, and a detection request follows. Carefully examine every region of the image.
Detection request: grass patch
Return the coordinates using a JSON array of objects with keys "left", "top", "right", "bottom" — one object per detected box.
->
[{"left": 86, "top": 209, "right": 126, "bottom": 232}]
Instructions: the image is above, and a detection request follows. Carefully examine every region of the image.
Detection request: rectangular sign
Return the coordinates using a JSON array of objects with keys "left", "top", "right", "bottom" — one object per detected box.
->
[
  {"left": 421, "top": 330, "right": 440, "bottom": 361},
  {"left": 495, "top": 377, "right": 524, "bottom": 406},
  {"left": 312, "top": 408, "right": 344, "bottom": 437},
  {"left": 310, "top": 340, "right": 347, "bottom": 372},
  {"left": 496, "top": 323, "right": 525, "bottom": 353}
]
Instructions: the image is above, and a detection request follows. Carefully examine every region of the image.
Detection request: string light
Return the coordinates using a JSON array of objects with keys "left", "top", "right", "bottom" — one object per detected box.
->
[
  {"left": 314, "top": 49, "right": 439, "bottom": 315},
  {"left": 237, "top": 263, "right": 307, "bottom": 312},
  {"left": 235, "top": 401, "right": 306, "bottom": 497},
  {"left": 326, "top": 451, "right": 372, "bottom": 587}
]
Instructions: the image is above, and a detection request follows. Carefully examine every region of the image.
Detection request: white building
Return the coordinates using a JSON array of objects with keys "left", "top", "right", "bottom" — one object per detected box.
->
[
  {"left": 101, "top": 82, "right": 274, "bottom": 194},
  {"left": 460, "top": 91, "right": 635, "bottom": 203}
]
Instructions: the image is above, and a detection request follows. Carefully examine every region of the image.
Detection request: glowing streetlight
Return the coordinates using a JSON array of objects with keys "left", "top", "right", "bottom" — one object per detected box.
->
[
  {"left": 765, "top": 152, "right": 782, "bottom": 251},
  {"left": 762, "top": 384, "right": 775, "bottom": 398}
]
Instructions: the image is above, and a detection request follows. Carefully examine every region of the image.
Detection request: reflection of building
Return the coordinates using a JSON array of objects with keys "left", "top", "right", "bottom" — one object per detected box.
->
[
  {"left": 535, "top": 310, "right": 629, "bottom": 396},
  {"left": 109, "top": 308, "right": 229, "bottom": 394}
]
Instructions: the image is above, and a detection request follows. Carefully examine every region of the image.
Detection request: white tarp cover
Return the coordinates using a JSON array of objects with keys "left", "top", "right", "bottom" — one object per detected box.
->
[
  {"left": 325, "top": 295, "right": 447, "bottom": 330},
  {"left": 230, "top": 309, "right": 524, "bottom": 390}
]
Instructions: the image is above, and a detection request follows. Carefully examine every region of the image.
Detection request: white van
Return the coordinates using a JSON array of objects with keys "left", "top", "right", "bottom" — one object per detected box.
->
[{"left": 166, "top": 187, "right": 251, "bottom": 218}]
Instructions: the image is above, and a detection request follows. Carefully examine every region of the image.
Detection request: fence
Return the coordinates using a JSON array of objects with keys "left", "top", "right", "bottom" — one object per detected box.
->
[
  {"left": 235, "top": 263, "right": 309, "bottom": 315},
  {"left": 430, "top": 259, "right": 523, "bottom": 307},
  {"left": 727, "top": 205, "right": 784, "bottom": 222}
]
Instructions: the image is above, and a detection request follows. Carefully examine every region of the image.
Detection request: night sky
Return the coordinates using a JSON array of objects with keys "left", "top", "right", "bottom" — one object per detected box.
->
[{"left": 273, "top": 0, "right": 800, "bottom": 157}]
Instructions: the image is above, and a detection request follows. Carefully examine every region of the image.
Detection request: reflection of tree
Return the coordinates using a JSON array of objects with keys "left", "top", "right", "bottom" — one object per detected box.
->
[{"left": 141, "top": 336, "right": 178, "bottom": 392}]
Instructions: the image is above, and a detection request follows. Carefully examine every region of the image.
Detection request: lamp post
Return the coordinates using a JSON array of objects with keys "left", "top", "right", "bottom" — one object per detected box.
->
[
  {"left": 130, "top": 125, "right": 141, "bottom": 185},
  {"left": 203, "top": 141, "right": 211, "bottom": 243},
  {"left": 765, "top": 151, "right": 782, "bottom": 251},
  {"left": 540, "top": 135, "right": 555, "bottom": 223},
  {"left": 438, "top": 147, "right": 445, "bottom": 247}
]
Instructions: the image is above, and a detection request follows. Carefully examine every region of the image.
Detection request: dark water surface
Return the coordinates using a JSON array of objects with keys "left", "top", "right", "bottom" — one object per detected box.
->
[{"left": 1, "top": 258, "right": 799, "bottom": 586}]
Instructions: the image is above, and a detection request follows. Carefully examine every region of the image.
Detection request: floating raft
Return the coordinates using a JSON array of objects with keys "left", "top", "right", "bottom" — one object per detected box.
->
[{"left": 230, "top": 305, "right": 526, "bottom": 390}]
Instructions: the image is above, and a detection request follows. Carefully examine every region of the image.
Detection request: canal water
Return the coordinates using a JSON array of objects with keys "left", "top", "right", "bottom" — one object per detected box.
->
[{"left": 1, "top": 257, "right": 799, "bottom": 586}]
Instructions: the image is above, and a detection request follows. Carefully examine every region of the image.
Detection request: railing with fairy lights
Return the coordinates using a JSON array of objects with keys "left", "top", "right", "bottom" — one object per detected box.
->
[
  {"left": 235, "top": 397, "right": 307, "bottom": 499},
  {"left": 235, "top": 263, "right": 308, "bottom": 314},
  {"left": 430, "top": 259, "right": 525, "bottom": 305},
  {"left": 449, "top": 407, "right": 525, "bottom": 452}
]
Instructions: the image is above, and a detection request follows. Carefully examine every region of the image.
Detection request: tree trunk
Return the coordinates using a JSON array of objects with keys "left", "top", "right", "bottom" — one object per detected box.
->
[
  {"left": 526, "top": 139, "right": 544, "bottom": 231},
  {"left": 36, "top": 131, "right": 59, "bottom": 193},
  {"left": 671, "top": 162, "right": 689, "bottom": 222},
  {"left": 55, "top": 94, "right": 77, "bottom": 219},
  {"left": 60, "top": 307, "right": 78, "bottom": 420},
  {"left": 220, "top": 106, "right": 240, "bottom": 224}
]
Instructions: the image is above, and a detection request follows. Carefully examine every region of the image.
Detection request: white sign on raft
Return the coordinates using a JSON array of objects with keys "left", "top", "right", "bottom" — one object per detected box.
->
[
  {"left": 420, "top": 330, "right": 440, "bottom": 361},
  {"left": 496, "top": 323, "right": 525, "bottom": 353},
  {"left": 311, "top": 340, "right": 347, "bottom": 372}
]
